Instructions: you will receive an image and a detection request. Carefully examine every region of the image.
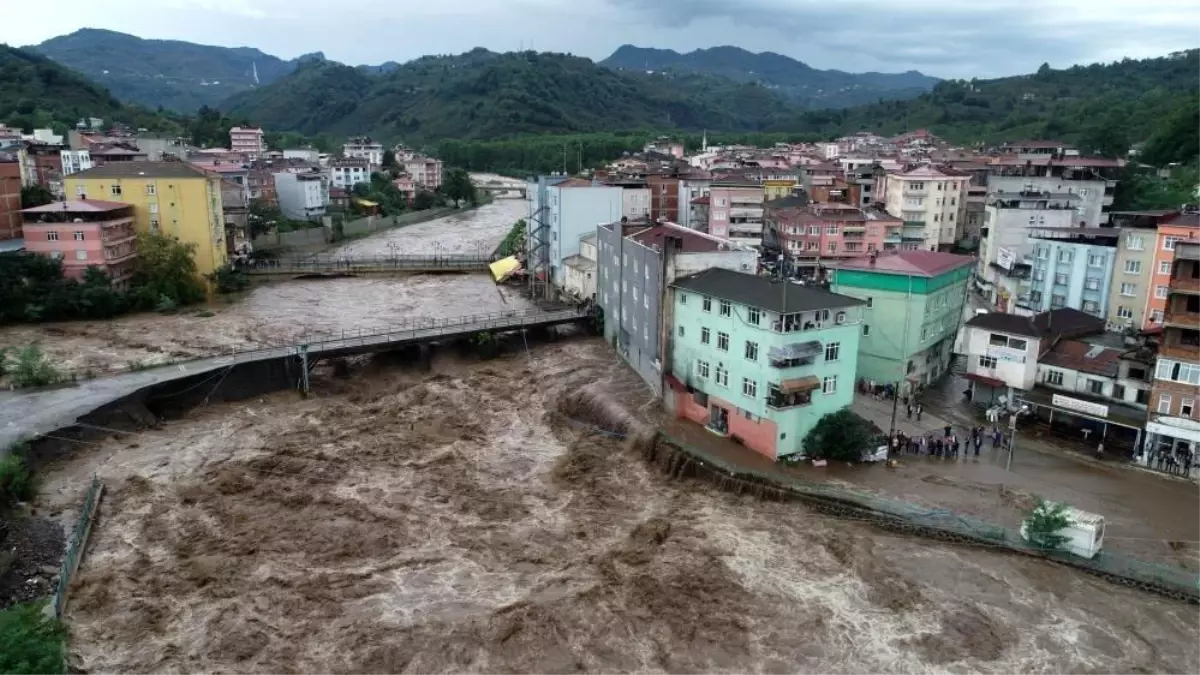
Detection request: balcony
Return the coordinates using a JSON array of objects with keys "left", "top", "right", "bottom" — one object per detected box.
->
[
  {"left": 1174, "top": 242, "right": 1199, "bottom": 262},
  {"left": 1160, "top": 342, "right": 1200, "bottom": 362},
  {"left": 1164, "top": 309, "right": 1200, "bottom": 330},
  {"left": 730, "top": 207, "right": 762, "bottom": 219},
  {"left": 1170, "top": 276, "right": 1200, "bottom": 295},
  {"left": 841, "top": 224, "right": 866, "bottom": 233},
  {"left": 768, "top": 340, "right": 822, "bottom": 367},
  {"left": 766, "top": 383, "right": 815, "bottom": 410}
]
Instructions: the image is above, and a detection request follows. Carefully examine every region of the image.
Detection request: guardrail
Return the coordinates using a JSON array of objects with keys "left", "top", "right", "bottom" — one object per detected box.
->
[
  {"left": 241, "top": 253, "right": 494, "bottom": 273},
  {"left": 53, "top": 474, "right": 104, "bottom": 619}
]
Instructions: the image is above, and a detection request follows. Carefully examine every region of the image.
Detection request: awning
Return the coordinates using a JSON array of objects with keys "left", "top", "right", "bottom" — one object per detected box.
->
[
  {"left": 777, "top": 375, "right": 821, "bottom": 394},
  {"left": 768, "top": 340, "right": 822, "bottom": 361},
  {"left": 488, "top": 256, "right": 522, "bottom": 282},
  {"left": 964, "top": 372, "right": 1006, "bottom": 388}
]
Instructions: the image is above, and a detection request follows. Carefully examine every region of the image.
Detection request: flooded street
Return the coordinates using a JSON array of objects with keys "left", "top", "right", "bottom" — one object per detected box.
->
[
  {"left": 0, "top": 173, "right": 530, "bottom": 375},
  {"left": 36, "top": 339, "right": 1200, "bottom": 673}
]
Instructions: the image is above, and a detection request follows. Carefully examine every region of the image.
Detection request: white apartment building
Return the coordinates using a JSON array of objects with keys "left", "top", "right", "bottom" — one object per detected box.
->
[
  {"left": 60, "top": 149, "right": 92, "bottom": 176},
  {"left": 620, "top": 186, "right": 651, "bottom": 221},
  {"left": 881, "top": 165, "right": 968, "bottom": 249},
  {"left": 343, "top": 137, "right": 384, "bottom": 169},
  {"left": 274, "top": 172, "right": 329, "bottom": 221},
  {"left": 330, "top": 159, "right": 370, "bottom": 189},
  {"left": 985, "top": 157, "right": 1120, "bottom": 229},
  {"left": 978, "top": 191, "right": 1080, "bottom": 309},
  {"left": 282, "top": 147, "right": 321, "bottom": 163},
  {"left": 229, "top": 127, "right": 266, "bottom": 158}
]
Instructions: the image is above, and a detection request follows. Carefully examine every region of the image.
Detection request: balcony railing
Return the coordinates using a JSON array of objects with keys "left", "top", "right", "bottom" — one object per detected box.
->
[
  {"left": 1160, "top": 342, "right": 1200, "bottom": 362},
  {"left": 1164, "top": 309, "right": 1200, "bottom": 330}
]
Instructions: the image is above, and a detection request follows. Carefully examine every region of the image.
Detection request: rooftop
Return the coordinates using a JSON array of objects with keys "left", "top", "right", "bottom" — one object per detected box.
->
[
  {"left": 1040, "top": 340, "right": 1122, "bottom": 377},
  {"left": 672, "top": 268, "right": 863, "bottom": 314},
  {"left": 21, "top": 199, "right": 131, "bottom": 214},
  {"left": 628, "top": 224, "right": 741, "bottom": 254},
  {"left": 68, "top": 161, "right": 212, "bottom": 180},
  {"left": 964, "top": 308, "right": 1103, "bottom": 341},
  {"left": 1161, "top": 213, "right": 1200, "bottom": 228},
  {"left": 828, "top": 250, "right": 975, "bottom": 277}
]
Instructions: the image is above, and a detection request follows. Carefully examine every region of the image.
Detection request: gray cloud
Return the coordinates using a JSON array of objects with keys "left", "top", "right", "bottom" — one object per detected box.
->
[{"left": 6, "top": 0, "right": 1197, "bottom": 79}]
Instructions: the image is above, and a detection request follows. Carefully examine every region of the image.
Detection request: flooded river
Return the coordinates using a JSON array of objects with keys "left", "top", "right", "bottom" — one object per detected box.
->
[
  {"left": 0, "top": 173, "right": 531, "bottom": 375},
  {"left": 36, "top": 339, "right": 1200, "bottom": 673}
]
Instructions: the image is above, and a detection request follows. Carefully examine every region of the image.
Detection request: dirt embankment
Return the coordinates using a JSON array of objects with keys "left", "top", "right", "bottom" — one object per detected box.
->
[{"left": 32, "top": 340, "right": 1200, "bottom": 673}]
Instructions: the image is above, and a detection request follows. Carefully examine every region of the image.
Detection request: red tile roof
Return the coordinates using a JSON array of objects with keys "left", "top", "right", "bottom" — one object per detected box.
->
[
  {"left": 829, "top": 250, "right": 975, "bottom": 277},
  {"left": 1161, "top": 213, "right": 1200, "bottom": 228},
  {"left": 690, "top": 195, "right": 710, "bottom": 205}
]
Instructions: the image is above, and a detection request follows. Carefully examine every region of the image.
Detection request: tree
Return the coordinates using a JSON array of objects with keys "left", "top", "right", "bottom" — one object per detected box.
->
[
  {"left": 443, "top": 168, "right": 476, "bottom": 208},
  {"left": 128, "top": 232, "right": 206, "bottom": 310},
  {"left": 412, "top": 190, "right": 436, "bottom": 211},
  {"left": 0, "top": 602, "right": 66, "bottom": 674},
  {"left": 19, "top": 184, "right": 53, "bottom": 209},
  {"left": 9, "top": 343, "right": 60, "bottom": 388},
  {"left": 801, "top": 409, "right": 875, "bottom": 462},
  {"left": 248, "top": 198, "right": 282, "bottom": 239},
  {"left": 381, "top": 148, "right": 397, "bottom": 171},
  {"left": 1023, "top": 498, "right": 1072, "bottom": 552}
]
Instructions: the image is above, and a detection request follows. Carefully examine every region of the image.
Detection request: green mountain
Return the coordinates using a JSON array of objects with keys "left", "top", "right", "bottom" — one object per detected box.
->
[
  {"left": 601, "top": 45, "right": 939, "bottom": 108},
  {"left": 784, "top": 49, "right": 1200, "bottom": 153},
  {"left": 0, "top": 44, "right": 125, "bottom": 129},
  {"left": 220, "top": 49, "right": 798, "bottom": 142},
  {"left": 32, "top": 29, "right": 306, "bottom": 112}
]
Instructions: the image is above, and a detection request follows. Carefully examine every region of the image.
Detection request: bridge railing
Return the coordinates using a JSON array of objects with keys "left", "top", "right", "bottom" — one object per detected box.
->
[
  {"left": 241, "top": 253, "right": 494, "bottom": 272},
  {"left": 295, "top": 307, "right": 587, "bottom": 350}
]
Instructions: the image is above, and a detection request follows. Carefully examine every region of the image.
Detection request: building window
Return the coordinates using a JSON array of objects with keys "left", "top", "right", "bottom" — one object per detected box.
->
[
  {"left": 1030, "top": 291, "right": 1043, "bottom": 303},
  {"left": 1150, "top": 309, "right": 1164, "bottom": 323},
  {"left": 702, "top": 296, "right": 712, "bottom": 312},
  {"left": 1046, "top": 370, "right": 1064, "bottom": 386},
  {"left": 979, "top": 355, "right": 998, "bottom": 369},
  {"left": 696, "top": 360, "right": 710, "bottom": 379},
  {"left": 701, "top": 327, "right": 711, "bottom": 344},
  {"left": 1054, "top": 273, "right": 1068, "bottom": 286},
  {"left": 680, "top": 293, "right": 687, "bottom": 305},
  {"left": 75, "top": 250, "right": 87, "bottom": 261},
  {"left": 1124, "top": 260, "right": 1141, "bottom": 274},
  {"left": 1035, "top": 247, "right": 1048, "bottom": 259},
  {"left": 72, "top": 231, "right": 84, "bottom": 241},
  {"left": 46, "top": 231, "right": 59, "bottom": 241},
  {"left": 150, "top": 219, "right": 160, "bottom": 231},
  {"left": 632, "top": 287, "right": 639, "bottom": 302},
  {"left": 745, "top": 341, "right": 758, "bottom": 361},
  {"left": 1083, "top": 301, "right": 1100, "bottom": 314},
  {"left": 1120, "top": 283, "right": 1136, "bottom": 296},
  {"left": 1155, "top": 285, "right": 1169, "bottom": 299},
  {"left": 808, "top": 225, "right": 819, "bottom": 235},
  {"left": 863, "top": 325, "right": 870, "bottom": 336},
  {"left": 110, "top": 184, "right": 122, "bottom": 196},
  {"left": 1087, "top": 254, "right": 1103, "bottom": 267},
  {"left": 742, "top": 378, "right": 758, "bottom": 399},
  {"left": 1156, "top": 359, "right": 1200, "bottom": 385},
  {"left": 719, "top": 299, "right": 731, "bottom": 317},
  {"left": 644, "top": 294, "right": 649, "bottom": 310},
  {"left": 1084, "top": 277, "right": 1100, "bottom": 290},
  {"left": 1157, "top": 393, "right": 1172, "bottom": 414},
  {"left": 1182, "top": 399, "right": 1195, "bottom": 417},
  {"left": 149, "top": 203, "right": 159, "bottom": 214},
  {"left": 747, "top": 307, "right": 760, "bottom": 325},
  {"left": 715, "top": 365, "right": 729, "bottom": 387},
  {"left": 825, "top": 223, "right": 838, "bottom": 235},
  {"left": 824, "top": 342, "right": 841, "bottom": 361},
  {"left": 1126, "top": 235, "right": 1143, "bottom": 250},
  {"left": 1050, "top": 294, "right": 1066, "bottom": 309},
  {"left": 1116, "top": 306, "right": 1133, "bottom": 320},
  {"left": 1087, "top": 379, "right": 1104, "bottom": 395},
  {"left": 828, "top": 242, "right": 836, "bottom": 253},
  {"left": 1033, "top": 270, "right": 1046, "bottom": 281},
  {"left": 1164, "top": 236, "right": 1181, "bottom": 251},
  {"left": 678, "top": 326, "right": 685, "bottom": 337},
  {"left": 1159, "top": 261, "right": 1171, "bottom": 275},
  {"left": 866, "top": 297, "right": 873, "bottom": 308},
  {"left": 822, "top": 375, "right": 837, "bottom": 394},
  {"left": 1057, "top": 250, "right": 1073, "bottom": 263},
  {"left": 717, "top": 332, "right": 729, "bottom": 351}
]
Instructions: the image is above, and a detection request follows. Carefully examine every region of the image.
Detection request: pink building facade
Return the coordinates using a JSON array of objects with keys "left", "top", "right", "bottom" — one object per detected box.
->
[
  {"left": 393, "top": 175, "right": 415, "bottom": 203},
  {"left": 402, "top": 156, "right": 443, "bottom": 191},
  {"left": 21, "top": 200, "right": 138, "bottom": 286},
  {"left": 767, "top": 201, "right": 899, "bottom": 272},
  {"left": 229, "top": 127, "right": 266, "bottom": 158}
]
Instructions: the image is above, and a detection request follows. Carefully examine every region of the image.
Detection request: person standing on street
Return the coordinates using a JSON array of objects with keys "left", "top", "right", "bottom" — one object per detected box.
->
[
  {"left": 906, "top": 403, "right": 913, "bottom": 420},
  {"left": 915, "top": 403, "right": 923, "bottom": 421},
  {"left": 974, "top": 433, "right": 983, "bottom": 455}
]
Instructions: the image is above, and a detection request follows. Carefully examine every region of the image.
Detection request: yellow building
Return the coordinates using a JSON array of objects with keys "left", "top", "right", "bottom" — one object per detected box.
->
[
  {"left": 763, "top": 178, "right": 798, "bottom": 201},
  {"left": 64, "top": 161, "right": 227, "bottom": 276}
]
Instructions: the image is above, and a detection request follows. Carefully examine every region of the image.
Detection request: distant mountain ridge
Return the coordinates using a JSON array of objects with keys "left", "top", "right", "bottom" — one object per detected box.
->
[
  {"left": 601, "top": 44, "right": 939, "bottom": 108},
  {"left": 31, "top": 29, "right": 308, "bottom": 111}
]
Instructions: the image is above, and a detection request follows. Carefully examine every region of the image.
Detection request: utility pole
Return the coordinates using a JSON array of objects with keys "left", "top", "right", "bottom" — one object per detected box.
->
[
  {"left": 1006, "top": 411, "right": 1019, "bottom": 471},
  {"left": 298, "top": 344, "right": 310, "bottom": 396},
  {"left": 889, "top": 381, "right": 901, "bottom": 436}
]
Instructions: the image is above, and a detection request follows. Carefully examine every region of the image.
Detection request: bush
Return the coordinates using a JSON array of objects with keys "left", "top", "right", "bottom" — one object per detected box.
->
[
  {"left": 801, "top": 408, "right": 875, "bottom": 462},
  {"left": 209, "top": 263, "right": 249, "bottom": 294},
  {"left": 1023, "top": 498, "right": 1072, "bottom": 552},
  {"left": 0, "top": 602, "right": 67, "bottom": 674},
  {"left": 9, "top": 345, "right": 60, "bottom": 389},
  {"left": 0, "top": 453, "right": 34, "bottom": 507}
]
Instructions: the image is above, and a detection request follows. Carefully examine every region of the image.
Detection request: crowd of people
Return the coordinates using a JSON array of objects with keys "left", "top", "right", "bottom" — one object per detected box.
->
[{"left": 888, "top": 425, "right": 1007, "bottom": 459}]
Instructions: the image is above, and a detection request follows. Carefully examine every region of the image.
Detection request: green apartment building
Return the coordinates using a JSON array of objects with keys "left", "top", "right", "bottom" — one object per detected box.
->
[
  {"left": 667, "top": 268, "right": 864, "bottom": 459},
  {"left": 828, "top": 250, "right": 975, "bottom": 394}
]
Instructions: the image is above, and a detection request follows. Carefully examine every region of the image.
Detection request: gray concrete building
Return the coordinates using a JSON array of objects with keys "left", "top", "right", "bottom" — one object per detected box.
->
[{"left": 595, "top": 221, "right": 758, "bottom": 394}]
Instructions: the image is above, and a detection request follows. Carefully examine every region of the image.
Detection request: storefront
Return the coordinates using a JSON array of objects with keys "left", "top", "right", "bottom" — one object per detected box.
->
[
  {"left": 1141, "top": 417, "right": 1200, "bottom": 479},
  {"left": 1015, "top": 388, "right": 1145, "bottom": 454}
]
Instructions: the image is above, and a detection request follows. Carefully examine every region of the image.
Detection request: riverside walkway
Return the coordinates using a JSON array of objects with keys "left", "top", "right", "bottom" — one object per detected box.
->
[{"left": 0, "top": 308, "right": 588, "bottom": 450}]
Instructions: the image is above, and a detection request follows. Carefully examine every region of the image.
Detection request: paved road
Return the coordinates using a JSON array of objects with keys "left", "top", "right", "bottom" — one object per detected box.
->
[{"left": 0, "top": 308, "right": 586, "bottom": 451}]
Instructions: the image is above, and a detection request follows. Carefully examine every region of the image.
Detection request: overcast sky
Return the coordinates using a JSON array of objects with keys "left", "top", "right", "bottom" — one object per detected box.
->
[{"left": 8, "top": 0, "right": 1199, "bottom": 78}]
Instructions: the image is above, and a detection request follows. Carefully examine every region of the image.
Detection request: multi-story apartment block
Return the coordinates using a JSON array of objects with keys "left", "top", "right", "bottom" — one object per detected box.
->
[
  {"left": 1144, "top": 239, "right": 1199, "bottom": 476},
  {"left": 978, "top": 191, "right": 1080, "bottom": 311},
  {"left": 602, "top": 178, "right": 651, "bottom": 221},
  {"left": 1027, "top": 228, "right": 1118, "bottom": 318},
  {"left": 526, "top": 177, "right": 623, "bottom": 291},
  {"left": 985, "top": 156, "right": 1121, "bottom": 229},
  {"left": 596, "top": 222, "right": 757, "bottom": 393},
  {"left": 330, "top": 158, "right": 370, "bottom": 189},
  {"left": 1143, "top": 212, "right": 1200, "bottom": 329},
  {"left": 646, "top": 173, "right": 681, "bottom": 223},
  {"left": 401, "top": 154, "right": 443, "bottom": 191},
  {"left": 65, "top": 162, "right": 228, "bottom": 277},
  {"left": 60, "top": 149, "right": 93, "bottom": 176},
  {"left": 282, "top": 147, "right": 321, "bottom": 164},
  {"left": 708, "top": 182, "right": 765, "bottom": 249},
  {"left": 274, "top": 171, "right": 329, "bottom": 221},
  {"left": 0, "top": 152, "right": 21, "bottom": 242},
  {"left": 229, "top": 127, "right": 266, "bottom": 159},
  {"left": 676, "top": 172, "right": 713, "bottom": 229},
  {"left": 668, "top": 268, "right": 864, "bottom": 459},
  {"left": 20, "top": 200, "right": 138, "bottom": 286},
  {"left": 880, "top": 164, "right": 968, "bottom": 250},
  {"left": 765, "top": 198, "right": 899, "bottom": 275},
  {"left": 343, "top": 137, "right": 384, "bottom": 169},
  {"left": 829, "top": 250, "right": 975, "bottom": 393},
  {"left": 1106, "top": 212, "right": 1168, "bottom": 331}
]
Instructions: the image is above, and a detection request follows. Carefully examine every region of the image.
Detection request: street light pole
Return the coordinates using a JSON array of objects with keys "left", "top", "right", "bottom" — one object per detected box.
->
[{"left": 1005, "top": 405, "right": 1027, "bottom": 471}]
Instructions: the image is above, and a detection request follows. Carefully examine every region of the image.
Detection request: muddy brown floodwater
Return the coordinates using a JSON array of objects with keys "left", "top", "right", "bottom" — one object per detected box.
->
[
  {"left": 36, "top": 339, "right": 1200, "bottom": 673},
  {"left": 0, "top": 176, "right": 530, "bottom": 375}
]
